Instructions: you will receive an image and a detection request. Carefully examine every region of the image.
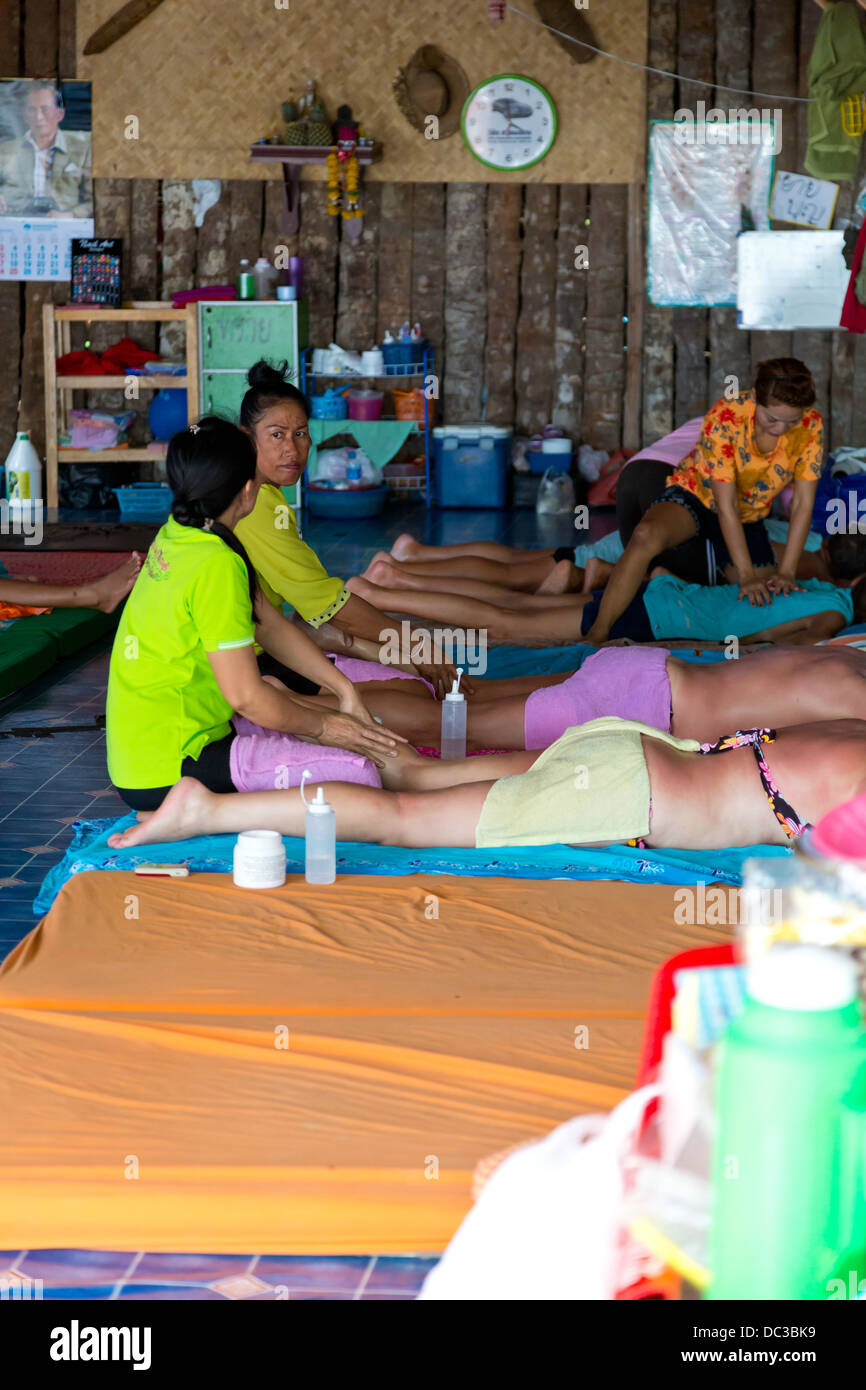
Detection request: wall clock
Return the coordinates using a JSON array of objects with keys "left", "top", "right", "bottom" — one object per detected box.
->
[{"left": 461, "top": 74, "right": 557, "bottom": 171}]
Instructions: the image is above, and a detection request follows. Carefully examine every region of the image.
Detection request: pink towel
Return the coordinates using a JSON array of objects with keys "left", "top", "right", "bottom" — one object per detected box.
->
[
  {"left": 331, "top": 655, "right": 435, "bottom": 693},
  {"left": 523, "top": 648, "right": 672, "bottom": 749},
  {"left": 628, "top": 417, "right": 703, "bottom": 469},
  {"left": 230, "top": 716, "right": 381, "bottom": 792}
]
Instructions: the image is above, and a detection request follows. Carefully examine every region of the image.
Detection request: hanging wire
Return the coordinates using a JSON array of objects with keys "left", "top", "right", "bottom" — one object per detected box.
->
[{"left": 506, "top": 4, "right": 817, "bottom": 104}]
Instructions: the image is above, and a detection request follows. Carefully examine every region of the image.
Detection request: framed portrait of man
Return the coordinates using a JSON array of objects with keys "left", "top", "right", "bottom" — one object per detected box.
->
[{"left": 0, "top": 79, "right": 94, "bottom": 281}]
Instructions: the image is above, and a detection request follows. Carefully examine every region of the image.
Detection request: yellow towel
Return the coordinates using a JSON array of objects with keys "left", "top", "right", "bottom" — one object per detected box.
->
[{"left": 475, "top": 716, "right": 700, "bottom": 849}]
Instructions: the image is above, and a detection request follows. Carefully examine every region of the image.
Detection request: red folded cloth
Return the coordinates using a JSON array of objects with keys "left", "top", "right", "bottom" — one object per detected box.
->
[
  {"left": 171, "top": 285, "right": 237, "bottom": 304},
  {"left": 101, "top": 336, "right": 162, "bottom": 370},
  {"left": 57, "top": 337, "right": 163, "bottom": 374},
  {"left": 55, "top": 349, "right": 106, "bottom": 375}
]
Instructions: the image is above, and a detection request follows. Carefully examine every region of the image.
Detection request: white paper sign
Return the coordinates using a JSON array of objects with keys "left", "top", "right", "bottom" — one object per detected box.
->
[
  {"left": 0, "top": 215, "right": 94, "bottom": 281},
  {"left": 737, "top": 230, "right": 848, "bottom": 330},
  {"left": 769, "top": 171, "right": 838, "bottom": 230}
]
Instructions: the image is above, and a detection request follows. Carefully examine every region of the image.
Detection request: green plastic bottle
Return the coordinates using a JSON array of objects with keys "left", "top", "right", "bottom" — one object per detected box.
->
[{"left": 707, "top": 944, "right": 866, "bottom": 1300}]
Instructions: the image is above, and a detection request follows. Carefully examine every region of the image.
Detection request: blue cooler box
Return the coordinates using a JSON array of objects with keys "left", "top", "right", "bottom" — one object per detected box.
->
[{"left": 433, "top": 425, "right": 512, "bottom": 508}]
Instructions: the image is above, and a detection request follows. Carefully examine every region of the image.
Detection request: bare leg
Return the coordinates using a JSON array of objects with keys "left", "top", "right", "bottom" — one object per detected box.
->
[
  {"left": 391, "top": 533, "right": 558, "bottom": 565},
  {"left": 365, "top": 549, "right": 569, "bottom": 592},
  {"left": 583, "top": 503, "right": 697, "bottom": 645},
  {"left": 109, "top": 744, "right": 540, "bottom": 851},
  {"left": 362, "top": 556, "right": 585, "bottom": 608},
  {"left": 346, "top": 575, "right": 590, "bottom": 646},
  {"left": 0, "top": 553, "right": 141, "bottom": 613}
]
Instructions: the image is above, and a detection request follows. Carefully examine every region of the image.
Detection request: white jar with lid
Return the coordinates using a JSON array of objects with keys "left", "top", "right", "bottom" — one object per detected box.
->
[{"left": 232, "top": 829, "right": 286, "bottom": 889}]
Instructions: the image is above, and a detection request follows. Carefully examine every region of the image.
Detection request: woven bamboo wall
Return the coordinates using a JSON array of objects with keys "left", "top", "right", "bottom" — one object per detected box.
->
[
  {"left": 77, "top": 0, "right": 648, "bottom": 184},
  {"left": 2, "top": 0, "right": 866, "bottom": 475}
]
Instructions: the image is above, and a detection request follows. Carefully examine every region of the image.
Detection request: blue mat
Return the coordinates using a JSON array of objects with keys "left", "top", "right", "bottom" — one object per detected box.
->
[
  {"left": 481, "top": 642, "right": 731, "bottom": 678},
  {"left": 33, "top": 813, "right": 790, "bottom": 915}
]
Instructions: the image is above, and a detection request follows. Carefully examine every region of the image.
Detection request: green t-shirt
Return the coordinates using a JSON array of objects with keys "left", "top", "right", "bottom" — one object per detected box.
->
[
  {"left": 106, "top": 518, "right": 256, "bottom": 789},
  {"left": 235, "top": 483, "right": 350, "bottom": 627}
]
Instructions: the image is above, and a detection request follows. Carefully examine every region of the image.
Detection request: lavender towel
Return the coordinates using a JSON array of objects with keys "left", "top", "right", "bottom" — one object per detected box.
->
[{"left": 523, "top": 647, "right": 672, "bottom": 749}]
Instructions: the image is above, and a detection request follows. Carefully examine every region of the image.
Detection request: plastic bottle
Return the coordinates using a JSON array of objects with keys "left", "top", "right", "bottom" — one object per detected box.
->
[
  {"left": 5, "top": 431, "right": 42, "bottom": 512},
  {"left": 707, "top": 944, "right": 866, "bottom": 1300},
  {"left": 237, "top": 258, "right": 254, "bottom": 300},
  {"left": 253, "top": 256, "right": 276, "bottom": 300},
  {"left": 301, "top": 771, "right": 336, "bottom": 885},
  {"left": 440, "top": 667, "right": 467, "bottom": 760},
  {"left": 346, "top": 449, "right": 362, "bottom": 486}
]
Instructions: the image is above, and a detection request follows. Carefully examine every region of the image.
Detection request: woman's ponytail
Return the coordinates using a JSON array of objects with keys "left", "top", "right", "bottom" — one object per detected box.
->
[{"left": 166, "top": 417, "right": 261, "bottom": 617}]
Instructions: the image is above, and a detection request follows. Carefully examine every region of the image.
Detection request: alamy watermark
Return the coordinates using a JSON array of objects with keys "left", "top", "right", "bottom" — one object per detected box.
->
[
  {"left": 378, "top": 620, "right": 488, "bottom": 677},
  {"left": 673, "top": 883, "right": 782, "bottom": 927},
  {"left": 1, "top": 498, "right": 42, "bottom": 545},
  {"left": 673, "top": 102, "right": 782, "bottom": 154}
]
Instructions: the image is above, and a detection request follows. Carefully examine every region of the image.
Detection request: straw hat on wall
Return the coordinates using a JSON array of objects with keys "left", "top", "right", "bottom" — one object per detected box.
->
[{"left": 392, "top": 44, "right": 471, "bottom": 139}]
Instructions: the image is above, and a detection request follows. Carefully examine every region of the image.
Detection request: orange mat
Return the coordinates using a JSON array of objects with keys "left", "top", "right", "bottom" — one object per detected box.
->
[{"left": 0, "top": 872, "right": 727, "bottom": 1254}]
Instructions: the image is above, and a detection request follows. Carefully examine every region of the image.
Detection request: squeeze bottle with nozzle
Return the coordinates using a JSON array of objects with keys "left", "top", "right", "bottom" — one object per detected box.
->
[
  {"left": 440, "top": 668, "right": 467, "bottom": 760},
  {"left": 300, "top": 770, "right": 336, "bottom": 884}
]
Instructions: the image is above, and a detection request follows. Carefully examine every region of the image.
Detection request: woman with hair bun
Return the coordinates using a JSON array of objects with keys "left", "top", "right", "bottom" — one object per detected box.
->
[
  {"left": 581, "top": 358, "right": 825, "bottom": 645},
  {"left": 234, "top": 359, "right": 464, "bottom": 699},
  {"left": 106, "top": 417, "right": 405, "bottom": 811}
]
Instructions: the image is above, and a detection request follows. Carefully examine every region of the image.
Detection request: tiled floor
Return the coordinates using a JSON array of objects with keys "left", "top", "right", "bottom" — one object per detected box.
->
[{"left": 0, "top": 499, "right": 610, "bottom": 1299}]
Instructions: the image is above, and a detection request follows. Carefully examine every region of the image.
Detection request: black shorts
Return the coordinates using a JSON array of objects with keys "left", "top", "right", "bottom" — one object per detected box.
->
[
  {"left": 114, "top": 732, "right": 237, "bottom": 812},
  {"left": 580, "top": 582, "right": 654, "bottom": 643},
  {"left": 651, "top": 485, "right": 775, "bottom": 575},
  {"left": 256, "top": 651, "right": 321, "bottom": 694}
]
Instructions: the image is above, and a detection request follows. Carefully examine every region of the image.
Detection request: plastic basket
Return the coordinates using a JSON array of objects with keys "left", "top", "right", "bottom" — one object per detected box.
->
[
  {"left": 310, "top": 390, "right": 349, "bottom": 420},
  {"left": 113, "top": 483, "right": 172, "bottom": 522},
  {"left": 392, "top": 387, "right": 427, "bottom": 421},
  {"left": 381, "top": 339, "right": 427, "bottom": 377}
]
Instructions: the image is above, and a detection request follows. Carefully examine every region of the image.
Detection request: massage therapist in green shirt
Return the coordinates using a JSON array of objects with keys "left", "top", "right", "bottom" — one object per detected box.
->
[{"left": 106, "top": 418, "right": 405, "bottom": 810}]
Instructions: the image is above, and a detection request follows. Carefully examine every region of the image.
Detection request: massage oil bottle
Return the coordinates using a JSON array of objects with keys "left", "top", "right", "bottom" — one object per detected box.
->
[{"left": 441, "top": 669, "right": 467, "bottom": 760}]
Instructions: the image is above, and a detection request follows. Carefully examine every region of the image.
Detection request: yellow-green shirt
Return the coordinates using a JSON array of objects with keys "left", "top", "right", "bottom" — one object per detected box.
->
[
  {"left": 235, "top": 483, "right": 350, "bottom": 628},
  {"left": 106, "top": 518, "right": 256, "bottom": 789}
]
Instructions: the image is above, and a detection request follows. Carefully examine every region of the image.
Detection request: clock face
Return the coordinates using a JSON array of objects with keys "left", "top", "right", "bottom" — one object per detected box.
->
[{"left": 461, "top": 74, "right": 557, "bottom": 171}]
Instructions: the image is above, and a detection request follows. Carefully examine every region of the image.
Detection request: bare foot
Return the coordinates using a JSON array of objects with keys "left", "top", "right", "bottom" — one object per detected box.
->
[
  {"left": 364, "top": 555, "right": 402, "bottom": 587},
  {"left": 391, "top": 533, "right": 420, "bottom": 560},
  {"left": 361, "top": 549, "right": 394, "bottom": 579},
  {"left": 536, "top": 558, "right": 574, "bottom": 595},
  {"left": 108, "top": 777, "right": 213, "bottom": 849},
  {"left": 582, "top": 556, "right": 614, "bottom": 594},
  {"left": 87, "top": 553, "right": 142, "bottom": 613}
]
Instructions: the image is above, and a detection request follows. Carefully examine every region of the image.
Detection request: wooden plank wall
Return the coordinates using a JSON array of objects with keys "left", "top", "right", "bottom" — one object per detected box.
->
[{"left": 3, "top": 0, "right": 866, "bottom": 483}]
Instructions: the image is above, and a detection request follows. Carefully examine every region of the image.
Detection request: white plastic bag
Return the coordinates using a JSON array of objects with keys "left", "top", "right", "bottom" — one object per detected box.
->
[
  {"left": 535, "top": 467, "right": 575, "bottom": 515},
  {"left": 310, "top": 447, "right": 379, "bottom": 485},
  {"left": 419, "top": 1084, "right": 660, "bottom": 1301}
]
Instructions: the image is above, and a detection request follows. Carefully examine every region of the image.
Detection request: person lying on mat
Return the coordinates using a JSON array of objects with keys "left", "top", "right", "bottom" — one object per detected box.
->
[
  {"left": 0, "top": 552, "right": 141, "bottom": 618},
  {"left": 109, "top": 714, "right": 866, "bottom": 855},
  {"left": 106, "top": 417, "right": 409, "bottom": 812},
  {"left": 580, "top": 358, "right": 824, "bottom": 645},
  {"left": 233, "top": 358, "right": 464, "bottom": 699},
  {"left": 347, "top": 556, "right": 860, "bottom": 650},
  {"left": 338, "top": 645, "right": 866, "bottom": 752}
]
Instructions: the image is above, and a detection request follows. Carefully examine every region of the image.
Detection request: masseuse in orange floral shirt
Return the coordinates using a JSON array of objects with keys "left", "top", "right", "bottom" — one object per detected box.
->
[{"left": 582, "top": 358, "right": 823, "bottom": 645}]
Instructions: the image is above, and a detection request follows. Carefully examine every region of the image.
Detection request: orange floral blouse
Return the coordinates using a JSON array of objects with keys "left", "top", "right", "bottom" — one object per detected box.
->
[{"left": 667, "top": 392, "right": 824, "bottom": 523}]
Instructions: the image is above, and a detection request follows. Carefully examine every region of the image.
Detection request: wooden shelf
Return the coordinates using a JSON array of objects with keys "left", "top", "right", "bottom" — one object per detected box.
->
[
  {"left": 249, "top": 143, "right": 382, "bottom": 239},
  {"left": 53, "top": 303, "right": 189, "bottom": 322},
  {"left": 58, "top": 447, "right": 168, "bottom": 462},
  {"left": 43, "top": 301, "right": 199, "bottom": 510},
  {"left": 57, "top": 374, "right": 187, "bottom": 390},
  {"left": 249, "top": 143, "right": 381, "bottom": 166}
]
